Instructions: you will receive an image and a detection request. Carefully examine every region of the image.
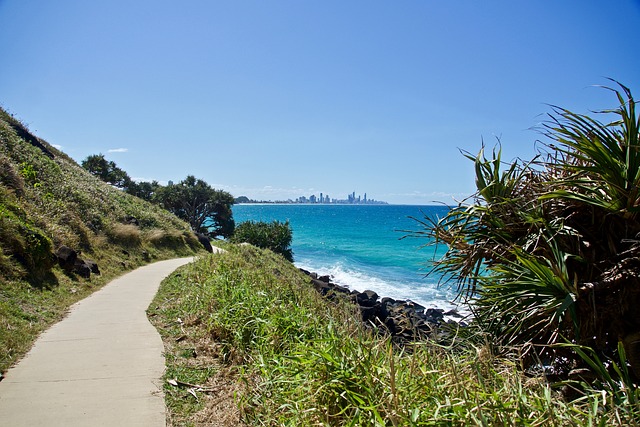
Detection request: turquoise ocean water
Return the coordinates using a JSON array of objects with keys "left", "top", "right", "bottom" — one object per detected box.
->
[{"left": 232, "top": 204, "right": 464, "bottom": 312}]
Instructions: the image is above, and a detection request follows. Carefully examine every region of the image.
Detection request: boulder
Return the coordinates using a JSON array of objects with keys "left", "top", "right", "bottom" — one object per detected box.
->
[
  {"left": 359, "top": 305, "right": 377, "bottom": 322},
  {"left": 56, "top": 245, "right": 77, "bottom": 271},
  {"left": 354, "top": 290, "right": 379, "bottom": 307},
  {"left": 195, "top": 233, "right": 213, "bottom": 253},
  {"left": 73, "top": 258, "right": 91, "bottom": 278},
  {"left": 311, "top": 278, "right": 332, "bottom": 296},
  {"left": 84, "top": 259, "right": 100, "bottom": 275}
]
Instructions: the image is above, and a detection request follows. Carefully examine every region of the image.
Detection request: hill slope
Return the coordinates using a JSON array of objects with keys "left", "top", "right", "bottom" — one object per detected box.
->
[{"left": 0, "top": 107, "right": 203, "bottom": 373}]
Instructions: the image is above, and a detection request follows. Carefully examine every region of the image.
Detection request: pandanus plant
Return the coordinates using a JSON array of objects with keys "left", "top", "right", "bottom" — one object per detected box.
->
[{"left": 417, "top": 81, "right": 640, "bottom": 371}]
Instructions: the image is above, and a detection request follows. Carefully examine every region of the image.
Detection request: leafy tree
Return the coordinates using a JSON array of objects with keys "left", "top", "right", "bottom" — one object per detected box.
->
[
  {"left": 81, "top": 154, "right": 132, "bottom": 189},
  {"left": 154, "top": 175, "right": 235, "bottom": 238},
  {"left": 411, "top": 81, "right": 640, "bottom": 372},
  {"left": 126, "top": 180, "right": 160, "bottom": 201},
  {"left": 231, "top": 220, "right": 293, "bottom": 261}
]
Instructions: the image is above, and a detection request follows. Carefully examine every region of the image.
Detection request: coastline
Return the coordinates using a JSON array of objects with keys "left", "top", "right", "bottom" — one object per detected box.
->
[
  {"left": 233, "top": 204, "right": 457, "bottom": 314},
  {"left": 300, "top": 267, "right": 469, "bottom": 344}
]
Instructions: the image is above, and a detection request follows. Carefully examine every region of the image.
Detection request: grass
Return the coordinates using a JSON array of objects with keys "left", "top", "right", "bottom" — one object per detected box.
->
[
  {"left": 0, "top": 107, "right": 205, "bottom": 373},
  {"left": 151, "top": 244, "right": 640, "bottom": 426}
]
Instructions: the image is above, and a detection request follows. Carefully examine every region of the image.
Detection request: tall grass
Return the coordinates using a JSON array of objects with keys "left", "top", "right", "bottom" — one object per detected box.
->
[{"left": 151, "top": 245, "right": 640, "bottom": 426}]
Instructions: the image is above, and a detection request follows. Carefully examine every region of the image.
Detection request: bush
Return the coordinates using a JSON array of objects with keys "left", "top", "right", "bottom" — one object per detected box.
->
[
  {"left": 231, "top": 220, "right": 293, "bottom": 261},
  {"left": 414, "top": 81, "right": 640, "bottom": 372}
]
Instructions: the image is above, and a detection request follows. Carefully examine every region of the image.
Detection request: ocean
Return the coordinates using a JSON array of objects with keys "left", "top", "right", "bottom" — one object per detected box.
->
[{"left": 232, "top": 204, "right": 465, "bottom": 313}]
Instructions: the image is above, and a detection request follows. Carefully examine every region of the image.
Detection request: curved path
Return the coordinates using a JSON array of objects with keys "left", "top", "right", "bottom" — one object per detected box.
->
[{"left": 0, "top": 257, "right": 195, "bottom": 426}]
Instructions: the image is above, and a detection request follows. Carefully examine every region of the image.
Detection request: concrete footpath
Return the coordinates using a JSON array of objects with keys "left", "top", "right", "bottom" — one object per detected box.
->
[{"left": 0, "top": 257, "right": 194, "bottom": 426}]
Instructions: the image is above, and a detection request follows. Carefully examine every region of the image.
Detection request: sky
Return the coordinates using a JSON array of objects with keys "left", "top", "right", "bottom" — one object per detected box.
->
[{"left": 1, "top": 1, "right": 639, "bottom": 205}]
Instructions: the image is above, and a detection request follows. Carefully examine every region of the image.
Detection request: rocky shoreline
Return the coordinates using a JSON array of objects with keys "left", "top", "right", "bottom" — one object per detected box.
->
[{"left": 299, "top": 268, "right": 469, "bottom": 344}]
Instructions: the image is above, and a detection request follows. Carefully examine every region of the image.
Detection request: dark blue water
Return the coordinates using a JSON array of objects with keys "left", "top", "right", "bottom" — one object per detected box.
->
[{"left": 233, "top": 204, "right": 463, "bottom": 311}]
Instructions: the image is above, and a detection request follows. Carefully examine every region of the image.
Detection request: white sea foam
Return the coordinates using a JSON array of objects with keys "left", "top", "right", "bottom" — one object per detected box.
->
[{"left": 296, "top": 259, "right": 470, "bottom": 317}]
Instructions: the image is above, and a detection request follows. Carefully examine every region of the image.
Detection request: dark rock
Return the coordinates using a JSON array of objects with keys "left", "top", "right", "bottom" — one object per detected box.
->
[
  {"left": 405, "top": 300, "right": 425, "bottom": 314},
  {"left": 355, "top": 290, "right": 379, "bottom": 307},
  {"left": 56, "top": 245, "right": 77, "bottom": 271},
  {"left": 311, "top": 279, "right": 350, "bottom": 299},
  {"left": 384, "top": 316, "right": 398, "bottom": 334},
  {"left": 84, "top": 259, "right": 100, "bottom": 275},
  {"left": 425, "top": 308, "right": 445, "bottom": 324},
  {"left": 444, "top": 309, "right": 463, "bottom": 318},
  {"left": 195, "top": 233, "right": 213, "bottom": 253},
  {"left": 303, "top": 267, "right": 466, "bottom": 345},
  {"left": 299, "top": 268, "right": 311, "bottom": 276},
  {"left": 333, "top": 284, "right": 350, "bottom": 294},
  {"left": 378, "top": 299, "right": 394, "bottom": 319},
  {"left": 416, "top": 319, "right": 434, "bottom": 334},
  {"left": 73, "top": 258, "right": 91, "bottom": 278},
  {"left": 360, "top": 305, "right": 377, "bottom": 322},
  {"left": 311, "top": 279, "right": 332, "bottom": 295}
]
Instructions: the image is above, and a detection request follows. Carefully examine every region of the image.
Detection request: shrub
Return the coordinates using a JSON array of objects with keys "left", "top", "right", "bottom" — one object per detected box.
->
[
  {"left": 413, "top": 81, "right": 640, "bottom": 372},
  {"left": 231, "top": 220, "right": 293, "bottom": 261}
]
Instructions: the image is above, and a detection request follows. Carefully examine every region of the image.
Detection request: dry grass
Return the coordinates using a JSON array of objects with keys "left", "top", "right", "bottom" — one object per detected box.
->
[{"left": 106, "top": 223, "right": 142, "bottom": 247}]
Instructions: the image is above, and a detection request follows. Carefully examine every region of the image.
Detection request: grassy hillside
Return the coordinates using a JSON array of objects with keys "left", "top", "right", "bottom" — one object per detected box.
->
[
  {"left": 151, "top": 245, "right": 639, "bottom": 426},
  {"left": 0, "top": 107, "right": 204, "bottom": 373}
]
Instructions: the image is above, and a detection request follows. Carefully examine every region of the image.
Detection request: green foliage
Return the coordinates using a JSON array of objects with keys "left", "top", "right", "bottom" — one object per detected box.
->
[
  {"left": 81, "top": 153, "right": 132, "bottom": 189},
  {"left": 542, "top": 81, "right": 640, "bottom": 217},
  {"left": 126, "top": 179, "right": 160, "bottom": 201},
  {"left": 230, "top": 220, "right": 293, "bottom": 261},
  {"left": 19, "top": 162, "right": 39, "bottom": 186},
  {"left": 474, "top": 244, "right": 578, "bottom": 348},
  {"left": 558, "top": 342, "right": 640, "bottom": 409},
  {"left": 411, "top": 82, "right": 640, "bottom": 374},
  {"left": 151, "top": 245, "right": 640, "bottom": 425},
  {"left": 154, "top": 175, "right": 235, "bottom": 238}
]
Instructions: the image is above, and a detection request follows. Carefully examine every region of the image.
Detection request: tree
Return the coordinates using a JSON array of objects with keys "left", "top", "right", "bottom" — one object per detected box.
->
[
  {"left": 81, "top": 154, "right": 132, "bottom": 189},
  {"left": 154, "top": 175, "right": 235, "bottom": 238},
  {"left": 231, "top": 220, "right": 293, "bottom": 261},
  {"left": 126, "top": 180, "right": 160, "bottom": 201}
]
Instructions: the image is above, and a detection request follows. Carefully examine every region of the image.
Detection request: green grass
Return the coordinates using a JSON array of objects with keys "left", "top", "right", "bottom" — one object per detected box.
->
[
  {"left": 151, "top": 244, "right": 640, "bottom": 426},
  {"left": 0, "top": 107, "right": 204, "bottom": 373}
]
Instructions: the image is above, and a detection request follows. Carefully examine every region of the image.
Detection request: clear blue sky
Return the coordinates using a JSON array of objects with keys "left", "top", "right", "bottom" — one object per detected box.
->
[{"left": 1, "top": 1, "right": 639, "bottom": 204}]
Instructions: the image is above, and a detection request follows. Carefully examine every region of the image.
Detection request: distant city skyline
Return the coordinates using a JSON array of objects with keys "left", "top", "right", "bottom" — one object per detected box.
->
[{"left": 236, "top": 191, "right": 387, "bottom": 205}]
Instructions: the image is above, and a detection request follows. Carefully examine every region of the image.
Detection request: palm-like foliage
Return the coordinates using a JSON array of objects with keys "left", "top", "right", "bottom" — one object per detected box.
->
[
  {"left": 542, "top": 81, "right": 640, "bottom": 217},
  {"left": 414, "top": 81, "right": 640, "bottom": 372}
]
